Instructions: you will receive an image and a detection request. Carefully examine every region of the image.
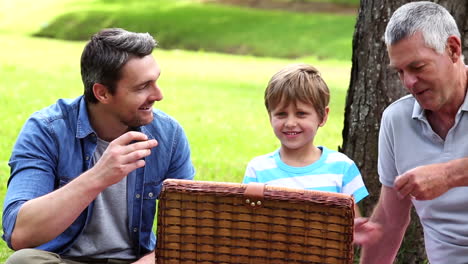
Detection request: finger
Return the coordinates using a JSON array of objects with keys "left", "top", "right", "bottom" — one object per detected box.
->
[
  {"left": 122, "top": 148, "right": 153, "bottom": 165},
  {"left": 394, "top": 175, "right": 415, "bottom": 199},
  {"left": 354, "top": 217, "right": 368, "bottom": 227},
  {"left": 113, "top": 131, "right": 149, "bottom": 146},
  {"left": 122, "top": 159, "right": 147, "bottom": 175},
  {"left": 394, "top": 174, "right": 409, "bottom": 191},
  {"left": 396, "top": 183, "right": 414, "bottom": 199},
  {"left": 124, "top": 139, "right": 158, "bottom": 154}
]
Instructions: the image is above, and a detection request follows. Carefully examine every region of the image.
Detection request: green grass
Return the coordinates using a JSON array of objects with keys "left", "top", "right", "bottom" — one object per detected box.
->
[
  {"left": 19, "top": 0, "right": 356, "bottom": 60},
  {"left": 0, "top": 0, "right": 353, "bottom": 261},
  {"left": 274, "top": 0, "right": 359, "bottom": 5}
]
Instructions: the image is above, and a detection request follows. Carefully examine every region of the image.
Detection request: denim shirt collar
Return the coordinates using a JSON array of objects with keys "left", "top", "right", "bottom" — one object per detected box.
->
[{"left": 76, "top": 97, "right": 96, "bottom": 139}]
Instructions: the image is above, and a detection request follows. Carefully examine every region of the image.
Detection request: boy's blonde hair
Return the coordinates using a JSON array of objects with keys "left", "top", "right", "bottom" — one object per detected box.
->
[{"left": 264, "top": 63, "right": 330, "bottom": 121}]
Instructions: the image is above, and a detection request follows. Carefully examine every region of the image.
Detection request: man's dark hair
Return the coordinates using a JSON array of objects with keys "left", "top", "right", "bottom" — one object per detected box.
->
[{"left": 81, "top": 28, "right": 157, "bottom": 103}]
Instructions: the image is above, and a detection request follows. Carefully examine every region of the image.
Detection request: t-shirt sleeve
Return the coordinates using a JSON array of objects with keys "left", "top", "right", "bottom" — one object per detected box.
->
[
  {"left": 378, "top": 109, "right": 398, "bottom": 187},
  {"left": 342, "top": 162, "right": 369, "bottom": 203}
]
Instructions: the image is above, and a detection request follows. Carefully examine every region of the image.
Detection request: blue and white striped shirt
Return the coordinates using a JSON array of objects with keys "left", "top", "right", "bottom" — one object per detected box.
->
[{"left": 243, "top": 146, "right": 368, "bottom": 203}]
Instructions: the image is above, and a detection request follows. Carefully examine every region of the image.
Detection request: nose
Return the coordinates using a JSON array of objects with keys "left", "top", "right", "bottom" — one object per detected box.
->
[
  {"left": 285, "top": 116, "right": 297, "bottom": 128},
  {"left": 402, "top": 72, "right": 418, "bottom": 90},
  {"left": 151, "top": 84, "right": 163, "bottom": 101}
]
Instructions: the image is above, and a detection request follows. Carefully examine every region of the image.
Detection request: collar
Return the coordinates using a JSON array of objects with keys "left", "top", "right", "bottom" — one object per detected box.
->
[{"left": 76, "top": 96, "right": 96, "bottom": 139}]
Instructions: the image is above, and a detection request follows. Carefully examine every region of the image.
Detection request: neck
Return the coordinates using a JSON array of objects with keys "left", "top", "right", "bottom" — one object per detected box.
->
[
  {"left": 87, "top": 103, "right": 129, "bottom": 142},
  {"left": 441, "top": 63, "right": 468, "bottom": 116},
  {"left": 279, "top": 145, "right": 322, "bottom": 167},
  {"left": 426, "top": 63, "right": 468, "bottom": 139}
]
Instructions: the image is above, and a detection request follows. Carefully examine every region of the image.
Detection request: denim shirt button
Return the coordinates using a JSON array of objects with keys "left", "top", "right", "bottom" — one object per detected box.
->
[
  {"left": 85, "top": 156, "right": 89, "bottom": 161},
  {"left": 133, "top": 228, "right": 138, "bottom": 233},
  {"left": 135, "top": 194, "right": 141, "bottom": 199},
  {"left": 148, "top": 192, "right": 154, "bottom": 198}
]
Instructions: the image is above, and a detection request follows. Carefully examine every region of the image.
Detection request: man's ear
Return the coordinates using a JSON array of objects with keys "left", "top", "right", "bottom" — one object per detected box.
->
[
  {"left": 93, "top": 83, "right": 111, "bottom": 104},
  {"left": 446, "top": 35, "right": 462, "bottom": 63}
]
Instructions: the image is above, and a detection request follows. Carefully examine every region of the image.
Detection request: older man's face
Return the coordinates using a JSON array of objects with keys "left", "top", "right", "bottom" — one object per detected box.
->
[{"left": 387, "top": 32, "right": 459, "bottom": 112}]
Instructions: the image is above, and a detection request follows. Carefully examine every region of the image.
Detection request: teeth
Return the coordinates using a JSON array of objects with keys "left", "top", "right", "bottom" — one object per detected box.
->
[{"left": 286, "top": 132, "right": 299, "bottom": 135}]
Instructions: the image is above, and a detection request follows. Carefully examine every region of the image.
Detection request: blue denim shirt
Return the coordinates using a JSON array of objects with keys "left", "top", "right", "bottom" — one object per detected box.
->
[{"left": 3, "top": 96, "right": 195, "bottom": 256}]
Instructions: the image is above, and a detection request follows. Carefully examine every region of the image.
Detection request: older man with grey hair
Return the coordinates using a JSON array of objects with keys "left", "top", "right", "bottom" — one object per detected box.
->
[{"left": 360, "top": 2, "right": 468, "bottom": 264}]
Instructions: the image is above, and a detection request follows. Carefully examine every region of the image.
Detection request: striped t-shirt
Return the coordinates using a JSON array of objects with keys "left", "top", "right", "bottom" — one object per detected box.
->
[{"left": 242, "top": 146, "right": 368, "bottom": 203}]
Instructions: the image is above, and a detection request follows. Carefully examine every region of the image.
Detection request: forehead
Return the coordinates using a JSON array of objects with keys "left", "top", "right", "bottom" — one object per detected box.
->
[
  {"left": 387, "top": 32, "right": 438, "bottom": 68},
  {"left": 119, "top": 55, "right": 160, "bottom": 83},
  {"left": 273, "top": 99, "right": 314, "bottom": 110}
]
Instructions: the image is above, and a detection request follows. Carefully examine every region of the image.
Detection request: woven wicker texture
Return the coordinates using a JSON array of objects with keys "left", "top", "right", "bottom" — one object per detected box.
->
[{"left": 156, "top": 179, "right": 354, "bottom": 264}]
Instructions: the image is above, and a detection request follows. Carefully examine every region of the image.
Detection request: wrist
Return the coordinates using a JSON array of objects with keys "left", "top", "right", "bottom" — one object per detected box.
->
[{"left": 445, "top": 159, "right": 468, "bottom": 188}]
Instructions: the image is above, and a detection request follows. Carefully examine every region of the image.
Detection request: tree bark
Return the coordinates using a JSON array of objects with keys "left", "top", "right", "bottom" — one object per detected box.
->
[{"left": 341, "top": 0, "right": 468, "bottom": 263}]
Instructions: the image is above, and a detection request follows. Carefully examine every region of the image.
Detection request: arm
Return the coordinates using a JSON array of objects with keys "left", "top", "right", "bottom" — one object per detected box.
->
[
  {"left": 354, "top": 204, "right": 361, "bottom": 217},
  {"left": 360, "top": 185, "right": 412, "bottom": 264},
  {"left": 133, "top": 250, "right": 155, "bottom": 264},
  {"left": 394, "top": 157, "right": 468, "bottom": 200},
  {"left": 10, "top": 131, "right": 157, "bottom": 249}
]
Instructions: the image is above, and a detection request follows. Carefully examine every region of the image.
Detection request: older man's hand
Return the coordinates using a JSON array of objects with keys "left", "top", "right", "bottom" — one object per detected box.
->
[{"left": 394, "top": 163, "right": 451, "bottom": 200}]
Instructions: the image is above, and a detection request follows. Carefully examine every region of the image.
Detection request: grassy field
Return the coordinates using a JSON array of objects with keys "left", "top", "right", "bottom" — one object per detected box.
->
[
  {"left": 3, "top": 0, "right": 357, "bottom": 60},
  {"left": 0, "top": 0, "right": 353, "bottom": 260}
]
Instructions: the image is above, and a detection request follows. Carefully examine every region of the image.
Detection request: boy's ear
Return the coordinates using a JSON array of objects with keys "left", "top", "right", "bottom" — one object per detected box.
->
[
  {"left": 319, "top": 106, "right": 330, "bottom": 127},
  {"left": 93, "top": 83, "right": 111, "bottom": 104}
]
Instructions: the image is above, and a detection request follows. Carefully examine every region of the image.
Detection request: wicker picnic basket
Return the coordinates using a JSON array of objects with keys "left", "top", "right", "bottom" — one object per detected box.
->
[{"left": 156, "top": 179, "right": 355, "bottom": 264}]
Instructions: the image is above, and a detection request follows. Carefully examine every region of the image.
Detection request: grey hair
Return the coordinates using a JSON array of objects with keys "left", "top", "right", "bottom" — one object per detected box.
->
[
  {"left": 81, "top": 28, "right": 157, "bottom": 103},
  {"left": 384, "top": 1, "right": 460, "bottom": 53}
]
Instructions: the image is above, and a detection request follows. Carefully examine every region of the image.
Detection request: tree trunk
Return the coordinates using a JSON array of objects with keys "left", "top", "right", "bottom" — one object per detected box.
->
[{"left": 341, "top": 0, "right": 468, "bottom": 263}]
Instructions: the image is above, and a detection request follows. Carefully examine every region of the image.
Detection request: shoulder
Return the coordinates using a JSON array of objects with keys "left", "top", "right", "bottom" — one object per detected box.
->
[
  {"left": 31, "top": 97, "right": 80, "bottom": 123},
  {"left": 321, "top": 147, "right": 355, "bottom": 165},
  {"left": 382, "top": 94, "right": 415, "bottom": 120},
  {"left": 23, "top": 97, "right": 81, "bottom": 137},
  {"left": 247, "top": 151, "right": 277, "bottom": 171}
]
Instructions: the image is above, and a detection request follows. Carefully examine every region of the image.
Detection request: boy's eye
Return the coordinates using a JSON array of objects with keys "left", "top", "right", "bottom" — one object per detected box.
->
[
  {"left": 297, "top": 112, "right": 307, "bottom": 116},
  {"left": 275, "top": 112, "right": 287, "bottom": 117}
]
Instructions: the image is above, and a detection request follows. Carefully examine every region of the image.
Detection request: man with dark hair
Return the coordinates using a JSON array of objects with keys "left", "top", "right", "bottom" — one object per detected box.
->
[
  {"left": 360, "top": 2, "right": 468, "bottom": 264},
  {"left": 2, "top": 28, "right": 195, "bottom": 263}
]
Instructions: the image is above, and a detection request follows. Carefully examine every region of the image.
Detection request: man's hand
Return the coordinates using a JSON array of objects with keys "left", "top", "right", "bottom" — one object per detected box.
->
[
  {"left": 353, "top": 217, "right": 382, "bottom": 246},
  {"left": 394, "top": 163, "right": 450, "bottom": 200},
  {"left": 92, "top": 131, "right": 158, "bottom": 188},
  {"left": 132, "top": 251, "right": 155, "bottom": 264}
]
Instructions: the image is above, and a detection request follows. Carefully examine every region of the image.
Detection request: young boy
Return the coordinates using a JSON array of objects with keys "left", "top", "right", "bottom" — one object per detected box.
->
[{"left": 243, "top": 63, "right": 380, "bottom": 245}]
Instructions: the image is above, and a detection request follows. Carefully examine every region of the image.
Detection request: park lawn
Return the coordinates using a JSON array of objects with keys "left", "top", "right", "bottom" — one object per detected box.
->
[
  {"left": 1, "top": 0, "right": 356, "bottom": 60},
  {"left": 0, "top": 34, "right": 351, "bottom": 260}
]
